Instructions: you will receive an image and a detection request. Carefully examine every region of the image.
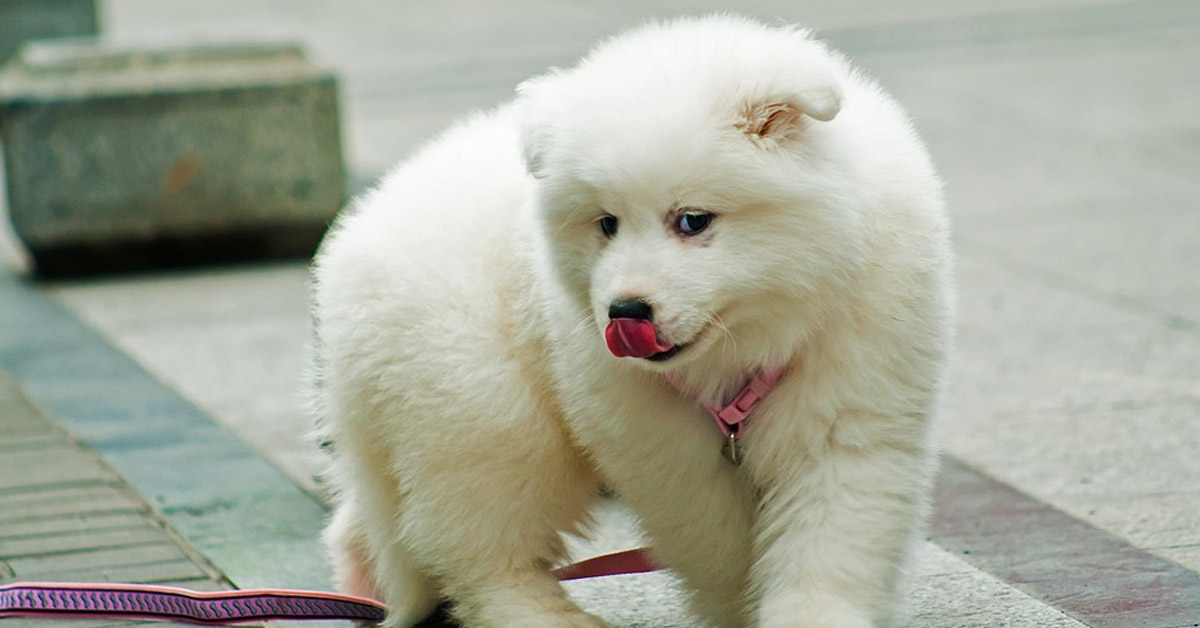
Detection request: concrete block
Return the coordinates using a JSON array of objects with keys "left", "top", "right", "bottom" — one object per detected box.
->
[
  {"left": 0, "top": 41, "right": 345, "bottom": 275},
  {"left": 0, "top": 0, "right": 98, "bottom": 64}
]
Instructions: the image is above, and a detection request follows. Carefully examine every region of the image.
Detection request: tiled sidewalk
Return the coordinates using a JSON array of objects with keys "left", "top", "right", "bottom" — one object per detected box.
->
[
  {"left": 0, "top": 271, "right": 331, "bottom": 628},
  {"left": 0, "top": 370, "right": 232, "bottom": 627}
]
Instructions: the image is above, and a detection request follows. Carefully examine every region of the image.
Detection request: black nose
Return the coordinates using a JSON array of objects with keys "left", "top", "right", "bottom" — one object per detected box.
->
[{"left": 609, "top": 297, "right": 653, "bottom": 320}]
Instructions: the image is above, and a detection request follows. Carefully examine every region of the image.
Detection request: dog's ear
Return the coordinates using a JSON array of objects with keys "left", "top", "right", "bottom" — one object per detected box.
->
[
  {"left": 739, "top": 84, "right": 842, "bottom": 142},
  {"left": 515, "top": 71, "right": 561, "bottom": 178},
  {"left": 738, "top": 44, "right": 843, "bottom": 142}
]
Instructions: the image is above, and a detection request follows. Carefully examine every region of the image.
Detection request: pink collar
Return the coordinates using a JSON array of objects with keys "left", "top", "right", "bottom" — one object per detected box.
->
[{"left": 666, "top": 365, "right": 786, "bottom": 464}]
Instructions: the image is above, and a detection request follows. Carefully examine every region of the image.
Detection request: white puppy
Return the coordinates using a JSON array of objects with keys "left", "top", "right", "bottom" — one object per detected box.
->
[{"left": 312, "top": 14, "right": 953, "bottom": 628}]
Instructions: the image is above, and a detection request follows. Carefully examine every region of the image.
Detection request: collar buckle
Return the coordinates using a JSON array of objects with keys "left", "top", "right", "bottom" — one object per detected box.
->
[{"left": 668, "top": 365, "right": 787, "bottom": 465}]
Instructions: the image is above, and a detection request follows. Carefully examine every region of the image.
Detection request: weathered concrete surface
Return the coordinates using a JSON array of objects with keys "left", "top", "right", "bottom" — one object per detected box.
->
[
  {"left": 0, "top": 41, "right": 344, "bottom": 275},
  {"left": 0, "top": 0, "right": 97, "bottom": 64}
]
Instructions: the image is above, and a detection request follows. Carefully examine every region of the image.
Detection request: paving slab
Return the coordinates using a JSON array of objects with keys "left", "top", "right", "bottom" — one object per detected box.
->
[
  {"left": 933, "top": 457, "right": 1200, "bottom": 628},
  {"left": 0, "top": 369, "right": 231, "bottom": 626},
  {"left": 0, "top": 272, "right": 331, "bottom": 595},
  {"left": 906, "top": 565, "right": 1087, "bottom": 628},
  {"left": 43, "top": 264, "right": 318, "bottom": 494}
]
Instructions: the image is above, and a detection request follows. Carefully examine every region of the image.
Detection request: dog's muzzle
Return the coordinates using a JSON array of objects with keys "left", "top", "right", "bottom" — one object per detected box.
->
[{"left": 605, "top": 318, "right": 674, "bottom": 358}]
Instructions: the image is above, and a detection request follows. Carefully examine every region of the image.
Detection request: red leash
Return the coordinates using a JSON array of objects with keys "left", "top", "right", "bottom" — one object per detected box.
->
[
  {"left": 0, "top": 548, "right": 658, "bottom": 625},
  {"left": 552, "top": 547, "right": 657, "bottom": 581}
]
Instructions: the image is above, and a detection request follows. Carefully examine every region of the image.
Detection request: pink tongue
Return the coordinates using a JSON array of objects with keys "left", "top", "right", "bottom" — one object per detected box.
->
[{"left": 605, "top": 318, "right": 673, "bottom": 358}]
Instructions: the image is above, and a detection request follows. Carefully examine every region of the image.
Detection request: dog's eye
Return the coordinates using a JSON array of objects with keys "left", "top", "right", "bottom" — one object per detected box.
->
[
  {"left": 598, "top": 214, "right": 619, "bottom": 238},
  {"left": 676, "top": 211, "right": 712, "bottom": 236}
]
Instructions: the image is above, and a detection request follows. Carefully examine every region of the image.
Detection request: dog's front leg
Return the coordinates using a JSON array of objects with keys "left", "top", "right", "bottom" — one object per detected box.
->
[{"left": 747, "top": 412, "right": 934, "bottom": 628}]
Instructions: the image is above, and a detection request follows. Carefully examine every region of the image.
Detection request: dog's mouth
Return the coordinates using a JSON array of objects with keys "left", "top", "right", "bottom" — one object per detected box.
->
[
  {"left": 604, "top": 318, "right": 691, "bottom": 362},
  {"left": 645, "top": 344, "right": 687, "bottom": 362}
]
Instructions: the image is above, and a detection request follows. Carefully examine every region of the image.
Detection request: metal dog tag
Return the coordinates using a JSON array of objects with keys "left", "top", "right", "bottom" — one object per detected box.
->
[{"left": 722, "top": 432, "right": 742, "bottom": 466}]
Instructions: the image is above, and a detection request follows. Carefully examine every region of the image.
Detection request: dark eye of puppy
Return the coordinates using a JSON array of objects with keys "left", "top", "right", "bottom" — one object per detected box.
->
[
  {"left": 676, "top": 210, "right": 712, "bottom": 236},
  {"left": 599, "top": 214, "right": 619, "bottom": 238}
]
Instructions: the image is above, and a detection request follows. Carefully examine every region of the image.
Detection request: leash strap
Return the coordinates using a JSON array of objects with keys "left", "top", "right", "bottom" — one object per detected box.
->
[
  {"left": 0, "top": 582, "right": 388, "bottom": 624},
  {"left": 0, "top": 548, "right": 658, "bottom": 624},
  {"left": 554, "top": 547, "right": 657, "bottom": 581}
]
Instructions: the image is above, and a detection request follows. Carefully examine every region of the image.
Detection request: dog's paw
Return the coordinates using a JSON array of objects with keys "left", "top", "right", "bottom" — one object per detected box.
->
[
  {"left": 517, "top": 609, "right": 611, "bottom": 628},
  {"left": 758, "top": 596, "right": 876, "bottom": 628},
  {"left": 449, "top": 599, "right": 610, "bottom": 628},
  {"left": 557, "top": 611, "right": 612, "bottom": 628},
  {"left": 760, "top": 617, "right": 873, "bottom": 628},
  {"left": 474, "top": 609, "right": 610, "bottom": 628}
]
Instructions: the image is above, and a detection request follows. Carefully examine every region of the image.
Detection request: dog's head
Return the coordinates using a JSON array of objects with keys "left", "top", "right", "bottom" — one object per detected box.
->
[{"left": 518, "top": 15, "right": 876, "bottom": 371}]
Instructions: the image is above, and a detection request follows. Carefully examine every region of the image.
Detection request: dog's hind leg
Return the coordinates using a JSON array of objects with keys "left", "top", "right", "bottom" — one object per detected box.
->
[
  {"left": 326, "top": 495, "right": 440, "bottom": 628},
  {"left": 325, "top": 502, "right": 380, "bottom": 600},
  {"left": 386, "top": 380, "right": 605, "bottom": 627},
  {"left": 402, "top": 424, "right": 606, "bottom": 628}
]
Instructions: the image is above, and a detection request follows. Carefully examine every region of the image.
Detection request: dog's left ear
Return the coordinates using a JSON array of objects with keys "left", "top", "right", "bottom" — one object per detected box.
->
[
  {"left": 739, "top": 84, "right": 842, "bottom": 142},
  {"left": 515, "top": 71, "right": 562, "bottom": 179},
  {"left": 738, "top": 51, "right": 843, "bottom": 142}
]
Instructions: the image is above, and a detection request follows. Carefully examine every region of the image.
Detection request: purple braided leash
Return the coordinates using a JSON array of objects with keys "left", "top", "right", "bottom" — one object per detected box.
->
[
  {"left": 0, "top": 549, "right": 657, "bottom": 624},
  {"left": 0, "top": 582, "right": 387, "bottom": 624}
]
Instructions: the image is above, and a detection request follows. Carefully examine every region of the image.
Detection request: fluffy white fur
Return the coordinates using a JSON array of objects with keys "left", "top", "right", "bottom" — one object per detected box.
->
[{"left": 312, "top": 15, "right": 953, "bottom": 628}]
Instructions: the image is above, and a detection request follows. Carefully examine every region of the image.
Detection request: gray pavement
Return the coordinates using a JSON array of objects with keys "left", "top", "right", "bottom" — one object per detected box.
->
[
  {"left": 0, "top": 369, "right": 236, "bottom": 628},
  {"left": 2, "top": 1, "right": 1199, "bottom": 627}
]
